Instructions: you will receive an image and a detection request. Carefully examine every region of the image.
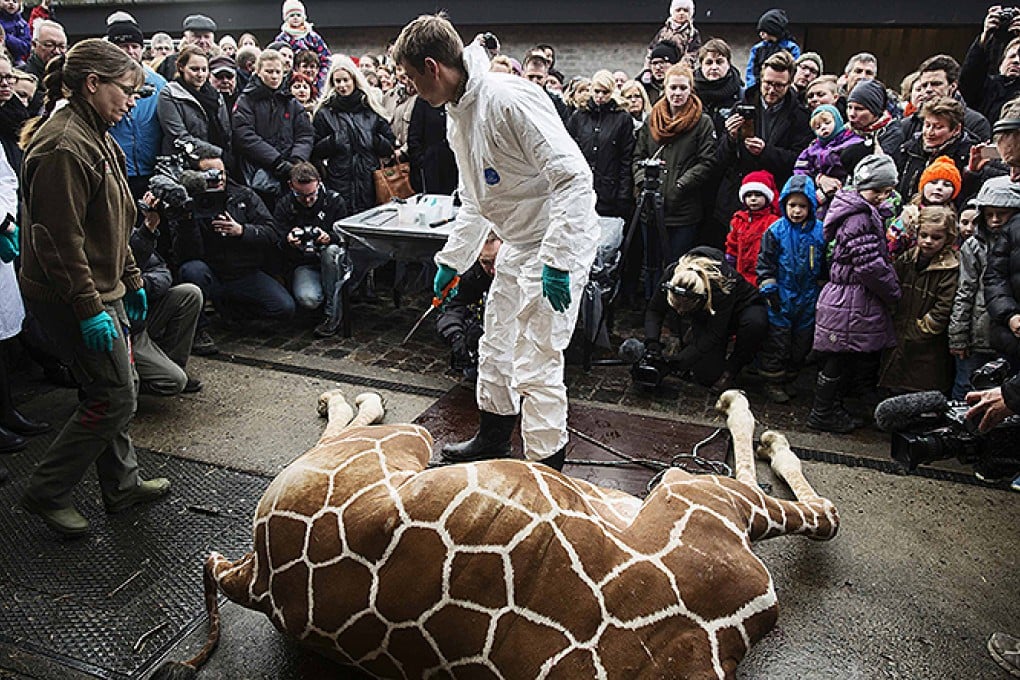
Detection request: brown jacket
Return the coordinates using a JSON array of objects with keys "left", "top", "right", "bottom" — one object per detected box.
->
[
  {"left": 19, "top": 97, "right": 142, "bottom": 320},
  {"left": 879, "top": 246, "right": 960, "bottom": 393}
]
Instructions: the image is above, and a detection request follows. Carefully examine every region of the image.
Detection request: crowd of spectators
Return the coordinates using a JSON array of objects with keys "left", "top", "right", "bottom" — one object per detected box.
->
[{"left": 0, "top": 2, "right": 1018, "bottom": 505}]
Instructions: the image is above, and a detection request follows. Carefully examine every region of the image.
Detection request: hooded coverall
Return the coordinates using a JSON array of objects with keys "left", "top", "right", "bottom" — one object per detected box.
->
[{"left": 436, "top": 44, "right": 599, "bottom": 459}]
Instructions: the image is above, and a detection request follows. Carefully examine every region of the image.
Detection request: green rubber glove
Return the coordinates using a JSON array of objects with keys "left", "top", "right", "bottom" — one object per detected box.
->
[
  {"left": 80, "top": 311, "right": 119, "bottom": 352},
  {"left": 542, "top": 265, "right": 571, "bottom": 313},
  {"left": 434, "top": 263, "right": 459, "bottom": 302},
  {"left": 0, "top": 224, "right": 19, "bottom": 263},
  {"left": 124, "top": 287, "right": 148, "bottom": 322}
]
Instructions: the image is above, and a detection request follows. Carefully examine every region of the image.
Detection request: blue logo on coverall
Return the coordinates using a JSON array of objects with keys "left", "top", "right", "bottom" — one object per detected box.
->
[{"left": 484, "top": 167, "right": 500, "bottom": 185}]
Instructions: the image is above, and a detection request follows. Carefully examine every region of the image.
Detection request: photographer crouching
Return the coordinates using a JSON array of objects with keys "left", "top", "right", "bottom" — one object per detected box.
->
[
  {"left": 165, "top": 147, "right": 295, "bottom": 338},
  {"left": 273, "top": 162, "right": 352, "bottom": 338},
  {"left": 636, "top": 245, "right": 768, "bottom": 392}
]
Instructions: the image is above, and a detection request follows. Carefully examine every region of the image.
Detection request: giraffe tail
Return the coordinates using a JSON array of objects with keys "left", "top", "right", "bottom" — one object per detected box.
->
[{"left": 149, "top": 553, "right": 234, "bottom": 679}]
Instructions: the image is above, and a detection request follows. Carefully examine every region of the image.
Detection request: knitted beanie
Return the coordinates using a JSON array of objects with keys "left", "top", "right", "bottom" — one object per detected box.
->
[
  {"left": 649, "top": 41, "right": 681, "bottom": 64},
  {"left": 107, "top": 20, "right": 143, "bottom": 46},
  {"left": 810, "top": 104, "right": 846, "bottom": 141},
  {"left": 796, "top": 51, "right": 824, "bottom": 75},
  {"left": 853, "top": 154, "right": 898, "bottom": 191},
  {"left": 918, "top": 156, "right": 962, "bottom": 200},
  {"left": 757, "top": 9, "right": 789, "bottom": 38},
  {"left": 282, "top": 0, "right": 305, "bottom": 18},
  {"left": 739, "top": 169, "right": 778, "bottom": 206},
  {"left": 848, "top": 79, "right": 886, "bottom": 117}
]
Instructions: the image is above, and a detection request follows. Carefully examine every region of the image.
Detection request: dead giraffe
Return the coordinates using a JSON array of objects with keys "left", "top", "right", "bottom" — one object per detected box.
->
[{"left": 155, "top": 389, "right": 838, "bottom": 680}]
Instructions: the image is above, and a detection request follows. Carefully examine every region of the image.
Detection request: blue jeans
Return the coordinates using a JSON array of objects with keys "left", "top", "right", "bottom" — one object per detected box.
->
[
  {"left": 952, "top": 352, "right": 998, "bottom": 401},
  {"left": 292, "top": 245, "right": 350, "bottom": 319},
  {"left": 179, "top": 260, "right": 295, "bottom": 321}
]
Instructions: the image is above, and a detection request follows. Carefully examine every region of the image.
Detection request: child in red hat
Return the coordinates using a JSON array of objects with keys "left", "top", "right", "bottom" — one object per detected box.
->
[{"left": 725, "top": 170, "right": 780, "bottom": 286}]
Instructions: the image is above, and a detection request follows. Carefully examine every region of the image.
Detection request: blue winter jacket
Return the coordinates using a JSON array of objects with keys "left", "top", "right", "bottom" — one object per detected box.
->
[
  {"left": 755, "top": 174, "right": 825, "bottom": 330},
  {"left": 745, "top": 38, "right": 801, "bottom": 89},
  {"left": 110, "top": 66, "right": 166, "bottom": 179}
]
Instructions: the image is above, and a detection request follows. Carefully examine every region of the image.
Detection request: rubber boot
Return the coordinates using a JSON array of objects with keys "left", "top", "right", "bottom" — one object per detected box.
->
[
  {"left": 808, "top": 373, "right": 857, "bottom": 433},
  {"left": 537, "top": 446, "right": 566, "bottom": 471},
  {"left": 440, "top": 411, "right": 517, "bottom": 464}
]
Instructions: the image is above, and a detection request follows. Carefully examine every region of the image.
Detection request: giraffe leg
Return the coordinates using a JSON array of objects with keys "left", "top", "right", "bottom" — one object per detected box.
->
[
  {"left": 350, "top": 392, "right": 385, "bottom": 427},
  {"left": 715, "top": 389, "right": 757, "bottom": 486},
  {"left": 757, "top": 431, "right": 819, "bottom": 501},
  {"left": 318, "top": 390, "right": 355, "bottom": 439}
]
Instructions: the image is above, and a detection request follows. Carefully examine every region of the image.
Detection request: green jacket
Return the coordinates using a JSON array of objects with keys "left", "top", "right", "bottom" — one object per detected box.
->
[
  {"left": 20, "top": 97, "right": 143, "bottom": 320},
  {"left": 632, "top": 112, "right": 716, "bottom": 227}
]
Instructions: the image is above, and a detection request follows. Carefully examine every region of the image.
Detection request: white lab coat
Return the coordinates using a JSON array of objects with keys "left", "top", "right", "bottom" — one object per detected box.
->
[
  {"left": 438, "top": 44, "right": 600, "bottom": 458},
  {"left": 0, "top": 150, "right": 23, "bottom": 341}
]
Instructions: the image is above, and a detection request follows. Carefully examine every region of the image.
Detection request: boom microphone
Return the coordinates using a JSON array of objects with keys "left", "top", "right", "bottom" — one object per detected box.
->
[
  {"left": 619, "top": 338, "right": 647, "bottom": 364},
  {"left": 179, "top": 170, "right": 210, "bottom": 197},
  {"left": 874, "top": 391, "right": 949, "bottom": 432}
]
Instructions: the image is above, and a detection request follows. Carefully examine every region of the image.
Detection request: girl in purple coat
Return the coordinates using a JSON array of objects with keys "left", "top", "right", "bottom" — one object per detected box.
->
[{"left": 810, "top": 154, "right": 902, "bottom": 433}]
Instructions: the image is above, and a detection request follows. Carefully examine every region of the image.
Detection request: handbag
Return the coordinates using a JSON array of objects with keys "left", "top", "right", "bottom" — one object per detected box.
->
[{"left": 373, "top": 160, "right": 414, "bottom": 205}]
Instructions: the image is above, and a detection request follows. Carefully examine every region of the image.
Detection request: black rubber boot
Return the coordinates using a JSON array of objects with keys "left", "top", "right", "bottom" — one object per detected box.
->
[
  {"left": 537, "top": 446, "right": 566, "bottom": 471},
  {"left": 440, "top": 411, "right": 517, "bottom": 464},
  {"left": 808, "top": 373, "right": 857, "bottom": 434},
  {"left": 0, "top": 349, "right": 50, "bottom": 436}
]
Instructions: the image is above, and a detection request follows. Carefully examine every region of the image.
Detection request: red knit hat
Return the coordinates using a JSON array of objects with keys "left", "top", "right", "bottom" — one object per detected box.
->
[
  {"left": 918, "top": 156, "right": 961, "bottom": 200},
  {"left": 739, "top": 170, "right": 778, "bottom": 210}
]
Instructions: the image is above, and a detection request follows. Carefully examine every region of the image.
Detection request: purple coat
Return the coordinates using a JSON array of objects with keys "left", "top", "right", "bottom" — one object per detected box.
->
[
  {"left": 813, "top": 189, "right": 902, "bottom": 354},
  {"left": 793, "top": 128, "right": 862, "bottom": 182}
]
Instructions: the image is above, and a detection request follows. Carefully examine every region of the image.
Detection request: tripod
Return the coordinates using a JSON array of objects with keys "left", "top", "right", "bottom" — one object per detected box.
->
[{"left": 620, "top": 158, "right": 671, "bottom": 301}]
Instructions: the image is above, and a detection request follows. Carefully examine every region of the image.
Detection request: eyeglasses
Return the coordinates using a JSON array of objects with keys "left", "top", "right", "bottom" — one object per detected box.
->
[
  {"left": 760, "top": 79, "right": 790, "bottom": 91},
  {"left": 38, "top": 40, "right": 67, "bottom": 50},
  {"left": 625, "top": 93, "right": 644, "bottom": 100},
  {"left": 107, "top": 80, "right": 146, "bottom": 97},
  {"left": 649, "top": 59, "right": 669, "bottom": 67},
  {"left": 292, "top": 186, "right": 319, "bottom": 200},
  {"left": 0, "top": 74, "right": 16, "bottom": 84},
  {"left": 212, "top": 71, "right": 235, "bottom": 79}
]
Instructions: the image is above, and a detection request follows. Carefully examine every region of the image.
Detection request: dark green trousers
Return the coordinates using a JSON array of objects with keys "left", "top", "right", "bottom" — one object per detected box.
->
[{"left": 24, "top": 299, "right": 140, "bottom": 510}]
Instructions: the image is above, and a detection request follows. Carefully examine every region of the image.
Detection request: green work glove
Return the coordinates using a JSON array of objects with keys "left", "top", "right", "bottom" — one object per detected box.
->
[
  {"left": 124, "top": 287, "right": 148, "bottom": 322},
  {"left": 541, "top": 265, "right": 571, "bottom": 312},
  {"left": 0, "top": 223, "right": 19, "bottom": 263},
  {"left": 434, "top": 263, "right": 459, "bottom": 302},
  {"left": 80, "top": 311, "right": 119, "bottom": 352}
]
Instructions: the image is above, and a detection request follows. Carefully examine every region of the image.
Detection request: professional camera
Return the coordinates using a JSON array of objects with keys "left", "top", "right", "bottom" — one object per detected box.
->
[
  {"left": 482, "top": 32, "right": 499, "bottom": 52},
  {"left": 875, "top": 359, "right": 1020, "bottom": 477},
  {"left": 619, "top": 338, "right": 673, "bottom": 389},
  {"left": 997, "top": 6, "right": 1020, "bottom": 33},
  {"left": 637, "top": 158, "right": 666, "bottom": 191},
  {"left": 142, "top": 140, "right": 211, "bottom": 215},
  {"left": 290, "top": 226, "right": 327, "bottom": 255}
]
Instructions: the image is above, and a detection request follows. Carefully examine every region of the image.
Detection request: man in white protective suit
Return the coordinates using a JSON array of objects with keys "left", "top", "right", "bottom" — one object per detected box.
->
[{"left": 393, "top": 14, "right": 599, "bottom": 470}]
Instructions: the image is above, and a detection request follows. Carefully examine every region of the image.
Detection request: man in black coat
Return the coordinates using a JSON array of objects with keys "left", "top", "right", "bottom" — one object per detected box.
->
[
  {"left": 273, "top": 162, "right": 355, "bottom": 337},
  {"left": 960, "top": 7, "right": 1020, "bottom": 125},
  {"left": 715, "top": 50, "right": 812, "bottom": 233},
  {"left": 172, "top": 152, "right": 295, "bottom": 326},
  {"left": 407, "top": 98, "right": 458, "bottom": 194}
]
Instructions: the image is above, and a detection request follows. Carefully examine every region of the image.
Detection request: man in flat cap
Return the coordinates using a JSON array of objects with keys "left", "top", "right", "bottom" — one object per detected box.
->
[{"left": 156, "top": 14, "right": 217, "bottom": 81}]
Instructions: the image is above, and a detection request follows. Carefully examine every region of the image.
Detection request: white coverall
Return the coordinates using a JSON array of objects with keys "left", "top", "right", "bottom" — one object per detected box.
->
[{"left": 436, "top": 44, "right": 600, "bottom": 459}]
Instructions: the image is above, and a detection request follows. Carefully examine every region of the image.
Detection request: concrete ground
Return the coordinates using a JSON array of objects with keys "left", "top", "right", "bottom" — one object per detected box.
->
[{"left": 2, "top": 293, "right": 1018, "bottom": 680}]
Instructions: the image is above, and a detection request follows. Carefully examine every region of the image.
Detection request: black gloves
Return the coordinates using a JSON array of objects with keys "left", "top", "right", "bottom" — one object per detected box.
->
[{"left": 273, "top": 157, "right": 294, "bottom": 181}]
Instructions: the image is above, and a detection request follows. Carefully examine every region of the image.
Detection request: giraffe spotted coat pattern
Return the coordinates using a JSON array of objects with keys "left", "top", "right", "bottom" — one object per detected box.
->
[{"left": 162, "top": 390, "right": 839, "bottom": 679}]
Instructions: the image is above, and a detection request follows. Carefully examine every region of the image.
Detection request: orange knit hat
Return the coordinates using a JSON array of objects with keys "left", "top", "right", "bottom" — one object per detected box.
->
[{"left": 918, "top": 156, "right": 961, "bottom": 200}]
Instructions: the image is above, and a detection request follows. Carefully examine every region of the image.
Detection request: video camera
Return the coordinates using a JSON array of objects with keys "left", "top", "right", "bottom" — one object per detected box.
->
[
  {"left": 637, "top": 157, "right": 666, "bottom": 192},
  {"left": 619, "top": 338, "right": 674, "bottom": 389},
  {"left": 290, "top": 226, "right": 327, "bottom": 255},
  {"left": 875, "top": 359, "right": 1020, "bottom": 476},
  {"left": 996, "top": 6, "right": 1020, "bottom": 35},
  {"left": 141, "top": 140, "right": 225, "bottom": 217}
]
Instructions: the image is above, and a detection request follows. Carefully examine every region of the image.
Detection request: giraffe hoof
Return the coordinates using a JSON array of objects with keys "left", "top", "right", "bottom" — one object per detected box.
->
[{"left": 317, "top": 389, "right": 348, "bottom": 418}]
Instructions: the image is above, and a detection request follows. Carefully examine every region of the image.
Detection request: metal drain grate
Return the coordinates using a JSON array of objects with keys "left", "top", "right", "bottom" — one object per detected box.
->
[{"left": 0, "top": 440, "right": 269, "bottom": 679}]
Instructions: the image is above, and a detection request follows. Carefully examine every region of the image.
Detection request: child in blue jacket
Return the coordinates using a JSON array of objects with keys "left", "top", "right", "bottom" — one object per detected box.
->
[
  {"left": 755, "top": 174, "right": 826, "bottom": 402},
  {"left": 0, "top": 0, "right": 31, "bottom": 65},
  {"left": 745, "top": 9, "right": 801, "bottom": 89}
]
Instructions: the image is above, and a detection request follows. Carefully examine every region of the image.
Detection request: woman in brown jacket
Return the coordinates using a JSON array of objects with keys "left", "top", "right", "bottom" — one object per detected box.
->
[{"left": 18, "top": 39, "right": 171, "bottom": 536}]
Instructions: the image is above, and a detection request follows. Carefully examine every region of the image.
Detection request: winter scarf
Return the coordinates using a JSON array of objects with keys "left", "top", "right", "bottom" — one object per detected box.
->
[
  {"left": 328, "top": 91, "right": 367, "bottom": 113},
  {"left": 280, "top": 21, "right": 313, "bottom": 39},
  {"left": 856, "top": 109, "right": 895, "bottom": 135},
  {"left": 178, "top": 77, "right": 227, "bottom": 149},
  {"left": 693, "top": 67, "right": 742, "bottom": 109},
  {"left": 649, "top": 93, "right": 703, "bottom": 144}
]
